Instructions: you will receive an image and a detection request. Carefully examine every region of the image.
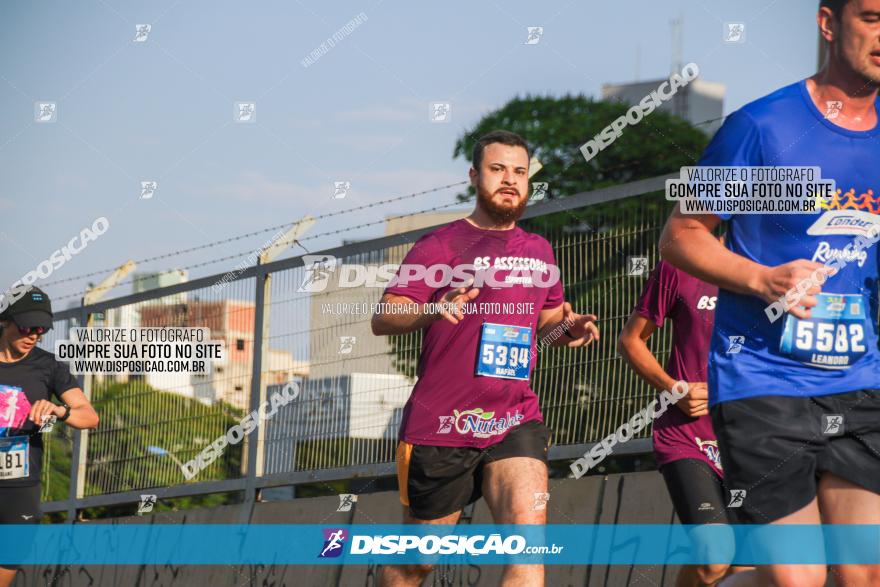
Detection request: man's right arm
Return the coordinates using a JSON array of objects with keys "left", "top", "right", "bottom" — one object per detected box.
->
[
  {"left": 618, "top": 312, "right": 708, "bottom": 417},
  {"left": 659, "top": 206, "right": 826, "bottom": 320},
  {"left": 370, "top": 293, "right": 439, "bottom": 335},
  {"left": 617, "top": 312, "right": 678, "bottom": 393},
  {"left": 658, "top": 209, "right": 764, "bottom": 296},
  {"left": 371, "top": 286, "right": 481, "bottom": 336}
]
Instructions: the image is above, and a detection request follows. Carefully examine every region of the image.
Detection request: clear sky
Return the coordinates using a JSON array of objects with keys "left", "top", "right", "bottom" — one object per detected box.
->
[{"left": 1, "top": 0, "right": 819, "bottom": 306}]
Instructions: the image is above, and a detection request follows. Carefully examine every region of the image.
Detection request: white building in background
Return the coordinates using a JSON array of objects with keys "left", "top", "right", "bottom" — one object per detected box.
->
[
  {"left": 382, "top": 210, "right": 470, "bottom": 238},
  {"left": 602, "top": 77, "right": 726, "bottom": 135},
  {"left": 101, "top": 270, "right": 189, "bottom": 386},
  {"left": 104, "top": 270, "right": 189, "bottom": 329},
  {"left": 139, "top": 299, "right": 306, "bottom": 409},
  {"left": 102, "top": 269, "right": 305, "bottom": 408},
  {"left": 131, "top": 270, "right": 190, "bottom": 299},
  {"left": 263, "top": 373, "right": 413, "bottom": 472}
]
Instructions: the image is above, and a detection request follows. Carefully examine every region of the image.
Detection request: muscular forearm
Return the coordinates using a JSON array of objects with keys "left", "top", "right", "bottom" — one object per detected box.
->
[
  {"left": 537, "top": 319, "right": 578, "bottom": 347},
  {"left": 64, "top": 405, "right": 99, "bottom": 430},
  {"left": 659, "top": 213, "right": 766, "bottom": 297},
  {"left": 371, "top": 295, "right": 439, "bottom": 335}
]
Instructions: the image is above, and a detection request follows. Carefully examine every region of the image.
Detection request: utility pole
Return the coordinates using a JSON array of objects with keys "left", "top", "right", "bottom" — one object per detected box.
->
[
  {"left": 68, "top": 260, "right": 136, "bottom": 521},
  {"left": 241, "top": 216, "right": 315, "bottom": 513}
]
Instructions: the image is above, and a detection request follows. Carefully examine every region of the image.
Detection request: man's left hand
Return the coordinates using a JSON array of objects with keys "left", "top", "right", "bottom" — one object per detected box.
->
[{"left": 561, "top": 302, "right": 600, "bottom": 346}]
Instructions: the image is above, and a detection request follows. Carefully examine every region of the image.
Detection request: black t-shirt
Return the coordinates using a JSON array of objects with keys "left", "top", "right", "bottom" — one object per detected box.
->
[{"left": 0, "top": 347, "right": 79, "bottom": 487}]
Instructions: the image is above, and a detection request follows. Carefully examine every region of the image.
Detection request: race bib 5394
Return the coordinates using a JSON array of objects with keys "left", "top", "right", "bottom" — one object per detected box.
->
[{"left": 475, "top": 323, "right": 533, "bottom": 380}]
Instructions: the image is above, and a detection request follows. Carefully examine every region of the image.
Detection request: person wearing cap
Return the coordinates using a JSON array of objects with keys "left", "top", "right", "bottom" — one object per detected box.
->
[{"left": 0, "top": 286, "right": 99, "bottom": 587}]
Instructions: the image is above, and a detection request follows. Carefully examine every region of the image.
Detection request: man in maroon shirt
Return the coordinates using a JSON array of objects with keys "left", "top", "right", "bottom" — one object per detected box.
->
[
  {"left": 619, "top": 255, "right": 749, "bottom": 586},
  {"left": 372, "top": 130, "right": 599, "bottom": 586}
]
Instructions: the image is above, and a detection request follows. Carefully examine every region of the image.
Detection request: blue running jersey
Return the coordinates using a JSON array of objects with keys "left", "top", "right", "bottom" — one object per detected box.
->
[{"left": 700, "top": 80, "right": 880, "bottom": 405}]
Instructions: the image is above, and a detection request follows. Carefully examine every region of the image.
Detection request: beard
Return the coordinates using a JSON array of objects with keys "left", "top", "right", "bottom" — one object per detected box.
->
[{"left": 476, "top": 184, "right": 528, "bottom": 225}]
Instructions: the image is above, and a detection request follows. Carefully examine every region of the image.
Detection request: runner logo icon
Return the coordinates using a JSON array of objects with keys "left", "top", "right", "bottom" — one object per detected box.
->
[
  {"left": 822, "top": 414, "right": 844, "bottom": 436},
  {"left": 319, "top": 528, "right": 348, "bottom": 558},
  {"left": 436, "top": 416, "right": 454, "bottom": 434},
  {"left": 337, "top": 494, "right": 357, "bottom": 512},
  {"left": 728, "top": 490, "right": 746, "bottom": 508},
  {"left": 298, "top": 255, "right": 337, "bottom": 292},
  {"left": 137, "top": 494, "right": 157, "bottom": 514},
  {"left": 727, "top": 336, "right": 745, "bottom": 354}
]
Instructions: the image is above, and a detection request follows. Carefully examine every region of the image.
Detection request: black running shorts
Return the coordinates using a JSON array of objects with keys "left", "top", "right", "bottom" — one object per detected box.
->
[
  {"left": 396, "top": 420, "right": 551, "bottom": 520},
  {"left": 711, "top": 389, "right": 880, "bottom": 524}
]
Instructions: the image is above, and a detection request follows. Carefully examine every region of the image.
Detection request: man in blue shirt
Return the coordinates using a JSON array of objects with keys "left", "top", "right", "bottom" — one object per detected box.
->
[{"left": 660, "top": 1, "right": 880, "bottom": 585}]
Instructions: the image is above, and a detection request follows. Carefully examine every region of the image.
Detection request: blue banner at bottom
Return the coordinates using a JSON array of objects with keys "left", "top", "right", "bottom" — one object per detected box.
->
[{"left": 1, "top": 525, "right": 879, "bottom": 565}]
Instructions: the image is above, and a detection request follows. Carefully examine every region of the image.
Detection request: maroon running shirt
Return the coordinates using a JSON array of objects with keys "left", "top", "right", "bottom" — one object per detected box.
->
[
  {"left": 384, "top": 219, "right": 564, "bottom": 449},
  {"left": 635, "top": 260, "right": 723, "bottom": 475}
]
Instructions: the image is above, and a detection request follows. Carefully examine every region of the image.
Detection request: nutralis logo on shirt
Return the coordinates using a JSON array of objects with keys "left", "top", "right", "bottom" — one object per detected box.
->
[
  {"left": 437, "top": 408, "right": 524, "bottom": 438},
  {"left": 297, "top": 255, "right": 560, "bottom": 292}
]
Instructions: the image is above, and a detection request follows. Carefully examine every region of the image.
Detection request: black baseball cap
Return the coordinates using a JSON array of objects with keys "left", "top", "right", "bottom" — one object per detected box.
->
[{"left": 1, "top": 286, "right": 53, "bottom": 331}]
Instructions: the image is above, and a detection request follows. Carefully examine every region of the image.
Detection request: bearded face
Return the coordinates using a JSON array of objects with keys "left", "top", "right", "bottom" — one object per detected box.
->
[
  {"left": 475, "top": 181, "right": 528, "bottom": 224},
  {"left": 470, "top": 143, "right": 530, "bottom": 225}
]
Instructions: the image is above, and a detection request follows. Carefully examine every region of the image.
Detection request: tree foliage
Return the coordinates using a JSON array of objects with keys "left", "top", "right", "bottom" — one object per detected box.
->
[
  {"left": 43, "top": 381, "right": 244, "bottom": 517},
  {"left": 452, "top": 93, "right": 710, "bottom": 230}
]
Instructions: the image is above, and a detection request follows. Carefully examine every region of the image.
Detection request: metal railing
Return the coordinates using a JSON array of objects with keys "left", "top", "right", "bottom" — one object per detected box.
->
[{"left": 39, "top": 173, "right": 678, "bottom": 518}]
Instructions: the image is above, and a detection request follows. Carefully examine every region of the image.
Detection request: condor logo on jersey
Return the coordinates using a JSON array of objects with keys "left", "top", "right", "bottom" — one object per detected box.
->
[
  {"left": 807, "top": 210, "right": 880, "bottom": 237},
  {"left": 809, "top": 188, "right": 880, "bottom": 237}
]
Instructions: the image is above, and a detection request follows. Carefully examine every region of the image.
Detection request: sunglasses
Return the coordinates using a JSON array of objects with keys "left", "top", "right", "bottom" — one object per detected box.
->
[{"left": 15, "top": 324, "right": 48, "bottom": 336}]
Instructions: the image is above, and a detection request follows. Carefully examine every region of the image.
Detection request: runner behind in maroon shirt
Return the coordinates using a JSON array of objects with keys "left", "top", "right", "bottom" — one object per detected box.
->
[{"left": 619, "top": 258, "right": 749, "bottom": 587}]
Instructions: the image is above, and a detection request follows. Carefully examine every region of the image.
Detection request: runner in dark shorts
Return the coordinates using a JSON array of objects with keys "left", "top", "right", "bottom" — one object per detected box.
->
[
  {"left": 619, "top": 256, "right": 750, "bottom": 586},
  {"left": 0, "top": 287, "right": 100, "bottom": 587},
  {"left": 660, "top": 2, "right": 880, "bottom": 584},
  {"left": 372, "top": 130, "right": 599, "bottom": 587}
]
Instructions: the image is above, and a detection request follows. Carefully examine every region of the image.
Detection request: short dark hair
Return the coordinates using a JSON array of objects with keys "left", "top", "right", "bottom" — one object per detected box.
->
[
  {"left": 820, "top": 0, "right": 851, "bottom": 19},
  {"left": 472, "top": 130, "right": 530, "bottom": 171}
]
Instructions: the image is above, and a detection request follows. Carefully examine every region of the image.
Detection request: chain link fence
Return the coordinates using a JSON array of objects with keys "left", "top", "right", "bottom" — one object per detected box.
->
[{"left": 38, "top": 177, "right": 676, "bottom": 514}]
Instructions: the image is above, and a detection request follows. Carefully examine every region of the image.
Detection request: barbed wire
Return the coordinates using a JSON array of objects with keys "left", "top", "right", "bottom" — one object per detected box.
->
[
  {"left": 44, "top": 112, "right": 731, "bottom": 300},
  {"left": 39, "top": 181, "right": 470, "bottom": 288},
  {"left": 52, "top": 192, "right": 477, "bottom": 301}
]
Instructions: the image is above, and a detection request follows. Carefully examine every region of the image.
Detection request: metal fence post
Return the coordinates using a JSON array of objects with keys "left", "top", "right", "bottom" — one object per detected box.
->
[
  {"left": 66, "top": 305, "right": 92, "bottom": 522},
  {"left": 241, "top": 271, "right": 269, "bottom": 519}
]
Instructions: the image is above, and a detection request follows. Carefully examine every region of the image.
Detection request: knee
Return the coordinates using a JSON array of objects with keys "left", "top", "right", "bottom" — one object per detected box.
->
[
  {"left": 406, "top": 562, "right": 436, "bottom": 579},
  {"left": 379, "top": 562, "right": 434, "bottom": 584},
  {"left": 696, "top": 563, "right": 729, "bottom": 584},
  {"left": 831, "top": 564, "right": 880, "bottom": 586},
  {"left": 768, "top": 564, "right": 826, "bottom": 587}
]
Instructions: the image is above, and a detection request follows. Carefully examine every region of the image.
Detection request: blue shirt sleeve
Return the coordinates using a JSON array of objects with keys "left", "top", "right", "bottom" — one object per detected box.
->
[{"left": 697, "top": 109, "right": 765, "bottom": 220}]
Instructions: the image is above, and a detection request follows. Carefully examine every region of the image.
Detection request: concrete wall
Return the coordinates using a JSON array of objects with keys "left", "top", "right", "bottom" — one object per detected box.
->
[{"left": 13, "top": 471, "right": 685, "bottom": 587}]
